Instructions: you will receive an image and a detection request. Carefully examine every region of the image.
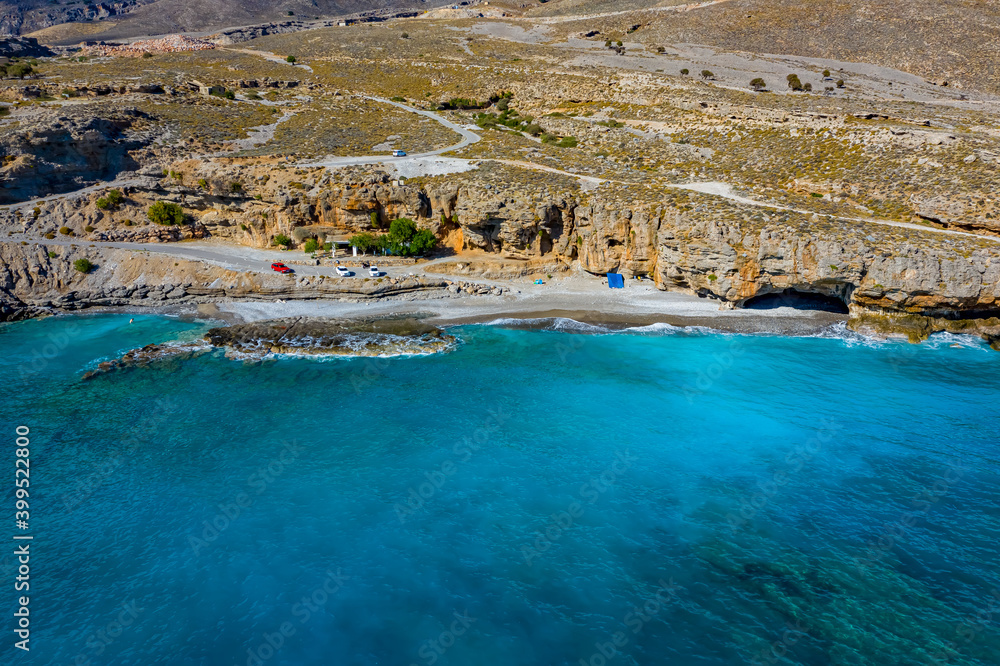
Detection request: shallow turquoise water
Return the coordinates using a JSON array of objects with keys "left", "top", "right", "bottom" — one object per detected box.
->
[{"left": 1, "top": 314, "right": 999, "bottom": 665}]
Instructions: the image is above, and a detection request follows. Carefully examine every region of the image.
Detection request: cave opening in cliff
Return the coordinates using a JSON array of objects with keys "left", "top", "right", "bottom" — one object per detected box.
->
[{"left": 743, "top": 289, "right": 850, "bottom": 314}]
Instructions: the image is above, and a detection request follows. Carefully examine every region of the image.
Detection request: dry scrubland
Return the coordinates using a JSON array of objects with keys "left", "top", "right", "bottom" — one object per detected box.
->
[{"left": 1, "top": 5, "right": 1000, "bottom": 341}]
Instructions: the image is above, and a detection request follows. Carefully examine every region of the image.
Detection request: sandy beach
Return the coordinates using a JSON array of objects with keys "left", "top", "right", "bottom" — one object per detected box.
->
[{"left": 196, "top": 274, "right": 848, "bottom": 336}]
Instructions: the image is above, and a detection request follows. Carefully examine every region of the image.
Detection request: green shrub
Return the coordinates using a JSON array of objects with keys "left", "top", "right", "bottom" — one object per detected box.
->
[
  {"left": 123, "top": 219, "right": 133, "bottom": 226},
  {"left": 44, "top": 233, "right": 55, "bottom": 239},
  {"left": 230, "top": 181, "right": 242, "bottom": 193},
  {"left": 96, "top": 197, "right": 111, "bottom": 210},
  {"left": 142, "top": 52, "right": 153, "bottom": 59},
  {"left": 323, "top": 242, "right": 333, "bottom": 251},
  {"left": 32, "top": 207, "right": 40, "bottom": 218},
  {"left": 303, "top": 239, "right": 319, "bottom": 253},
  {"left": 59, "top": 226, "right": 71, "bottom": 235},
  {"left": 286, "top": 55, "right": 297, "bottom": 64},
  {"left": 680, "top": 68, "right": 689, "bottom": 76},
  {"left": 73, "top": 258, "right": 93, "bottom": 273},
  {"left": 273, "top": 234, "right": 291, "bottom": 248},
  {"left": 557, "top": 136, "right": 578, "bottom": 148},
  {"left": 410, "top": 229, "right": 437, "bottom": 256},
  {"left": 84, "top": 225, "right": 94, "bottom": 232},
  {"left": 147, "top": 201, "right": 185, "bottom": 226},
  {"left": 349, "top": 232, "right": 377, "bottom": 253},
  {"left": 198, "top": 178, "right": 209, "bottom": 190},
  {"left": 47, "top": 251, "right": 56, "bottom": 258},
  {"left": 701, "top": 70, "right": 714, "bottom": 80},
  {"left": 749, "top": 78, "right": 766, "bottom": 91}
]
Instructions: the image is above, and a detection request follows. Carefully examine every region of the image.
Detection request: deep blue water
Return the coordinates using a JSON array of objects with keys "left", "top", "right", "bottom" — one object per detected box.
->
[{"left": 1, "top": 314, "right": 999, "bottom": 666}]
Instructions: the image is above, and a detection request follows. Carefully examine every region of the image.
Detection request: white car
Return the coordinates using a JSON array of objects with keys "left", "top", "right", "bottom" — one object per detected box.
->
[
  {"left": 335, "top": 266, "right": 352, "bottom": 277},
  {"left": 368, "top": 266, "right": 381, "bottom": 277}
]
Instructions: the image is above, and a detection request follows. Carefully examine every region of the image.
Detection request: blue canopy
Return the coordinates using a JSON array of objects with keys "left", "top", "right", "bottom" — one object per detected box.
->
[{"left": 607, "top": 273, "right": 625, "bottom": 289}]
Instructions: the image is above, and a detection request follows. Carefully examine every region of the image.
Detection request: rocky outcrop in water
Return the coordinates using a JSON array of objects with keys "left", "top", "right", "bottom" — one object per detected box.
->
[{"left": 205, "top": 317, "right": 457, "bottom": 358}]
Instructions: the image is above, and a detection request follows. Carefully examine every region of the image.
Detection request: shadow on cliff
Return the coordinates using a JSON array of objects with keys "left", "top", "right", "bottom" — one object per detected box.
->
[{"left": 743, "top": 289, "right": 850, "bottom": 314}]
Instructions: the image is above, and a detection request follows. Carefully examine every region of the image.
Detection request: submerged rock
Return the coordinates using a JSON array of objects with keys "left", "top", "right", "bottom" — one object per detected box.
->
[{"left": 82, "top": 340, "right": 210, "bottom": 380}]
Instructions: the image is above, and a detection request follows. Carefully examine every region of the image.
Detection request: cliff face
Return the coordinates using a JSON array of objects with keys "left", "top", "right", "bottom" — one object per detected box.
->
[
  {"left": 10, "top": 161, "right": 1000, "bottom": 344},
  {"left": 0, "top": 109, "right": 149, "bottom": 204}
]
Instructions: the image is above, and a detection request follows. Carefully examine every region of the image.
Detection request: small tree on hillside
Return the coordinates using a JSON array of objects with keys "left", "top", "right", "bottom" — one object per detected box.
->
[
  {"left": 787, "top": 74, "right": 803, "bottom": 91},
  {"left": 286, "top": 55, "right": 297, "bottom": 64},
  {"left": 147, "top": 201, "right": 185, "bottom": 226},
  {"left": 749, "top": 78, "right": 766, "bottom": 91},
  {"left": 680, "top": 68, "right": 689, "bottom": 76},
  {"left": 701, "top": 70, "right": 714, "bottom": 80}
]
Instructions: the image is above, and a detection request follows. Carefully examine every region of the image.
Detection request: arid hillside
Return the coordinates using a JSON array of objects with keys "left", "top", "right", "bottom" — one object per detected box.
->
[
  {"left": 531, "top": 0, "right": 1000, "bottom": 95},
  {"left": 0, "top": 0, "right": 450, "bottom": 41}
]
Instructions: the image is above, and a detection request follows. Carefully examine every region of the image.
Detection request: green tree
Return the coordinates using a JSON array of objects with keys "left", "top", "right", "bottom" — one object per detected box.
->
[
  {"left": 286, "top": 55, "right": 297, "bottom": 64},
  {"left": 303, "top": 239, "right": 319, "bottom": 253},
  {"left": 73, "top": 258, "right": 93, "bottom": 273},
  {"left": 787, "top": 74, "right": 803, "bottom": 91},
  {"left": 410, "top": 229, "right": 437, "bottom": 256},
  {"left": 387, "top": 218, "right": 418, "bottom": 254},
  {"left": 701, "top": 70, "right": 714, "bottom": 80},
  {"left": 107, "top": 189, "right": 124, "bottom": 206},
  {"left": 837, "top": 79, "right": 846, "bottom": 88},
  {"left": 273, "top": 234, "right": 291, "bottom": 248},
  {"left": 147, "top": 201, "right": 185, "bottom": 226},
  {"left": 8, "top": 63, "right": 33, "bottom": 79},
  {"left": 823, "top": 69, "right": 831, "bottom": 78},
  {"left": 349, "top": 232, "right": 377, "bottom": 254},
  {"left": 680, "top": 68, "right": 689, "bottom": 76},
  {"left": 750, "top": 77, "right": 766, "bottom": 91}
]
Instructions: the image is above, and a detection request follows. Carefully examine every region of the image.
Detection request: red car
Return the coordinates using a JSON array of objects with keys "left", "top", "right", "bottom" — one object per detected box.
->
[{"left": 271, "top": 262, "right": 294, "bottom": 274}]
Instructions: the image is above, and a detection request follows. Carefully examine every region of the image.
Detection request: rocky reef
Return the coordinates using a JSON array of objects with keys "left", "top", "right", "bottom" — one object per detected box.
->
[
  {"left": 204, "top": 317, "right": 457, "bottom": 358},
  {"left": 81, "top": 317, "right": 457, "bottom": 379}
]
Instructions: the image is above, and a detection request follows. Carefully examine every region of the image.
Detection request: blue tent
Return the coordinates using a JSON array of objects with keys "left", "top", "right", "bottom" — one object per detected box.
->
[{"left": 607, "top": 273, "right": 625, "bottom": 289}]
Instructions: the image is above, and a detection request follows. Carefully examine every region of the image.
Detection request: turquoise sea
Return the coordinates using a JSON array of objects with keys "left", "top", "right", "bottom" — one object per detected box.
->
[{"left": 1, "top": 314, "right": 999, "bottom": 666}]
